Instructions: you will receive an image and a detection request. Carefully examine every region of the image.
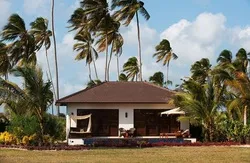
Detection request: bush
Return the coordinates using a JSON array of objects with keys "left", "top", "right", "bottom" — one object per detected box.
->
[
  {"left": 44, "top": 114, "right": 66, "bottom": 141},
  {"left": 0, "top": 131, "right": 17, "bottom": 145},
  {"left": 7, "top": 114, "right": 39, "bottom": 140}
]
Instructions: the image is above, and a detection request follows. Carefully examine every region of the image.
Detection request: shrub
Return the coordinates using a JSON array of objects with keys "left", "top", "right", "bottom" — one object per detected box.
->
[
  {"left": 0, "top": 131, "right": 17, "bottom": 145},
  {"left": 7, "top": 114, "right": 40, "bottom": 140}
]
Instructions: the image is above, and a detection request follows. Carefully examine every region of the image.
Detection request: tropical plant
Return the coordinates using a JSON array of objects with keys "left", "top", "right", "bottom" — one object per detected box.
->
[
  {"left": 96, "top": 19, "right": 123, "bottom": 81},
  {"left": 0, "top": 42, "right": 11, "bottom": 80},
  {"left": 174, "top": 79, "right": 221, "bottom": 142},
  {"left": 190, "top": 58, "right": 211, "bottom": 84},
  {"left": 0, "top": 65, "right": 53, "bottom": 144},
  {"left": 149, "top": 71, "right": 164, "bottom": 87},
  {"left": 80, "top": 0, "right": 110, "bottom": 81},
  {"left": 74, "top": 31, "right": 99, "bottom": 80},
  {"left": 119, "top": 73, "right": 128, "bottom": 81},
  {"left": 0, "top": 14, "right": 36, "bottom": 66},
  {"left": 123, "top": 57, "right": 139, "bottom": 81},
  {"left": 87, "top": 79, "right": 102, "bottom": 88},
  {"left": 153, "top": 39, "right": 178, "bottom": 86},
  {"left": 112, "top": 0, "right": 150, "bottom": 81},
  {"left": 51, "top": 0, "right": 60, "bottom": 115}
]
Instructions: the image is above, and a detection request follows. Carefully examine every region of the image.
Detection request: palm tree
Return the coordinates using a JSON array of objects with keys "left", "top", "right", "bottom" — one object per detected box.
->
[
  {"left": 74, "top": 31, "right": 98, "bottom": 80},
  {"left": 174, "top": 79, "right": 221, "bottom": 142},
  {"left": 0, "top": 43, "right": 11, "bottom": 80},
  {"left": 0, "top": 65, "right": 53, "bottom": 144},
  {"left": 233, "top": 48, "right": 249, "bottom": 73},
  {"left": 96, "top": 19, "right": 123, "bottom": 81},
  {"left": 153, "top": 39, "right": 178, "bottom": 86},
  {"left": 87, "top": 79, "right": 102, "bottom": 88},
  {"left": 51, "top": 0, "right": 60, "bottom": 115},
  {"left": 112, "top": 0, "right": 150, "bottom": 81},
  {"left": 30, "top": 17, "right": 56, "bottom": 109},
  {"left": 123, "top": 57, "right": 139, "bottom": 81},
  {"left": 149, "top": 71, "right": 164, "bottom": 87},
  {"left": 190, "top": 58, "right": 211, "bottom": 84},
  {"left": 226, "top": 71, "right": 250, "bottom": 126},
  {"left": 80, "top": 0, "right": 110, "bottom": 81},
  {"left": 1, "top": 14, "right": 36, "bottom": 66},
  {"left": 119, "top": 73, "right": 128, "bottom": 81}
]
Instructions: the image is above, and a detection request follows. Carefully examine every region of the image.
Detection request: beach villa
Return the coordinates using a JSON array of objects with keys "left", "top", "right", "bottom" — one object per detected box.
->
[{"left": 56, "top": 82, "right": 191, "bottom": 145}]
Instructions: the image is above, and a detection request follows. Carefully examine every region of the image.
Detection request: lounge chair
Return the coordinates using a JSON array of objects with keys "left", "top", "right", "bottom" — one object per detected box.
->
[
  {"left": 119, "top": 128, "right": 127, "bottom": 137},
  {"left": 128, "top": 128, "right": 136, "bottom": 137}
]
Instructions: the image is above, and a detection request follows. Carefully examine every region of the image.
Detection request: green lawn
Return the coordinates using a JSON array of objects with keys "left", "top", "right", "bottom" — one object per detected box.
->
[{"left": 0, "top": 147, "right": 250, "bottom": 163}]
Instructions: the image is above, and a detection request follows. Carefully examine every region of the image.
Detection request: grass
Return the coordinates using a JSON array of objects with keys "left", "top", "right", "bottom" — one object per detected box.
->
[{"left": 0, "top": 147, "right": 250, "bottom": 163}]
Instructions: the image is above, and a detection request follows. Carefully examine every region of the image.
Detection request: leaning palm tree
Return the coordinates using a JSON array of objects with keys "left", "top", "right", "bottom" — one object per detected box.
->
[
  {"left": 112, "top": 0, "right": 150, "bottom": 81},
  {"left": 0, "top": 65, "right": 53, "bottom": 144},
  {"left": 123, "top": 57, "right": 139, "bottom": 81},
  {"left": 74, "top": 31, "right": 99, "bottom": 80},
  {"left": 190, "top": 58, "right": 211, "bottom": 84},
  {"left": 1, "top": 14, "right": 36, "bottom": 66},
  {"left": 149, "top": 71, "right": 164, "bottom": 87},
  {"left": 51, "top": 0, "right": 60, "bottom": 115},
  {"left": 80, "top": 0, "right": 110, "bottom": 81},
  {"left": 30, "top": 18, "right": 56, "bottom": 99},
  {"left": 153, "top": 39, "right": 178, "bottom": 86},
  {"left": 96, "top": 19, "right": 123, "bottom": 81}
]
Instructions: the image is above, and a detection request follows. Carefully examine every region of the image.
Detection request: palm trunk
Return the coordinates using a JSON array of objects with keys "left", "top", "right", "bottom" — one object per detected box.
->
[
  {"left": 244, "top": 105, "right": 247, "bottom": 126},
  {"left": 136, "top": 11, "right": 142, "bottom": 81},
  {"left": 51, "top": 0, "right": 60, "bottom": 116},
  {"left": 117, "top": 54, "right": 120, "bottom": 80},
  {"left": 105, "top": 33, "right": 108, "bottom": 81},
  {"left": 107, "top": 43, "right": 114, "bottom": 81},
  {"left": 166, "top": 64, "right": 169, "bottom": 88},
  {"left": 93, "top": 59, "right": 98, "bottom": 80},
  {"left": 45, "top": 49, "right": 55, "bottom": 115},
  {"left": 88, "top": 63, "right": 92, "bottom": 81},
  {"left": 4, "top": 74, "right": 8, "bottom": 81}
]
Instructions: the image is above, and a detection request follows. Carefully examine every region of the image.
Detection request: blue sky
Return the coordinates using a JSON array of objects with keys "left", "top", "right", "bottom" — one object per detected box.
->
[{"left": 0, "top": 0, "right": 250, "bottom": 113}]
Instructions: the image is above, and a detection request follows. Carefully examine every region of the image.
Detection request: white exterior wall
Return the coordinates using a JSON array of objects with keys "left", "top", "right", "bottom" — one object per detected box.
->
[{"left": 66, "top": 103, "right": 175, "bottom": 137}]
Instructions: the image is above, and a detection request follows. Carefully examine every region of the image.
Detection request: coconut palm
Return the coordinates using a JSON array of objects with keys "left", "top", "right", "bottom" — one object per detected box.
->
[
  {"left": 233, "top": 48, "right": 249, "bottom": 73},
  {"left": 96, "top": 19, "right": 123, "bottom": 81},
  {"left": 1, "top": 14, "right": 36, "bottom": 66},
  {"left": 174, "top": 79, "right": 221, "bottom": 142},
  {"left": 87, "top": 79, "right": 102, "bottom": 88},
  {"left": 30, "top": 17, "right": 56, "bottom": 102},
  {"left": 51, "top": 0, "right": 60, "bottom": 115},
  {"left": 0, "top": 65, "right": 53, "bottom": 144},
  {"left": 119, "top": 73, "right": 128, "bottom": 81},
  {"left": 74, "top": 31, "right": 98, "bottom": 80},
  {"left": 112, "top": 0, "right": 150, "bottom": 81},
  {"left": 153, "top": 39, "right": 178, "bottom": 86},
  {"left": 0, "top": 43, "right": 11, "bottom": 80},
  {"left": 226, "top": 71, "right": 250, "bottom": 126},
  {"left": 190, "top": 58, "right": 211, "bottom": 84},
  {"left": 123, "top": 57, "right": 139, "bottom": 81},
  {"left": 80, "top": 0, "right": 110, "bottom": 81},
  {"left": 149, "top": 71, "right": 164, "bottom": 87}
]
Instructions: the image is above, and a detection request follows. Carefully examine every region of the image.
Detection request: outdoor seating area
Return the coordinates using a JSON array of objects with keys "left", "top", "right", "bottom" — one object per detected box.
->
[{"left": 119, "top": 128, "right": 136, "bottom": 137}]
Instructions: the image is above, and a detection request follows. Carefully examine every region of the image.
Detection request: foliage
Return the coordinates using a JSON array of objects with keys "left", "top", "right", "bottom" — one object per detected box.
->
[
  {"left": 122, "top": 57, "right": 139, "bottom": 81},
  {"left": 149, "top": 71, "right": 164, "bottom": 87},
  {"left": 0, "top": 131, "right": 17, "bottom": 145}
]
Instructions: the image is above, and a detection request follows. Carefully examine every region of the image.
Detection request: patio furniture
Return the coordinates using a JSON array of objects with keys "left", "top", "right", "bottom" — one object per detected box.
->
[
  {"left": 119, "top": 128, "right": 127, "bottom": 137},
  {"left": 128, "top": 128, "right": 136, "bottom": 137}
]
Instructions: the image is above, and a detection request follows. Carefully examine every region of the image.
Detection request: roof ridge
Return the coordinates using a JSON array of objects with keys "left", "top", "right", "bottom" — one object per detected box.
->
[{"left": 56, "top": 82, "right": 107, "bottom": 103}]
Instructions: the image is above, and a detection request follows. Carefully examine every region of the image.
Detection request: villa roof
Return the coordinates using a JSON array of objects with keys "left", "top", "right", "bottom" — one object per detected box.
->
[{"left": 56, "top": 82, "right": 175, "bottom": 106}]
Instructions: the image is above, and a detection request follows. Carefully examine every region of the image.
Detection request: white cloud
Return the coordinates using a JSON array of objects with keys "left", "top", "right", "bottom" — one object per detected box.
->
[
  {"left": 23, "top": 0, "right": 49, "bottom": 15},
  {"left": 161, "top": 13, "right": 226, "bottom": 65},
  {"left": 230, "top": 27, "right": 250, "bottom": 52},
  {"left": 0, "top": 0, "right": 11, "bottom": 28}
]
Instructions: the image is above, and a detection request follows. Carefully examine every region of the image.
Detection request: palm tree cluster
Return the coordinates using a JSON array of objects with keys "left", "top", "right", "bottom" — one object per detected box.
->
[
  {"left": 174, "top": 48, "right": 250, "bottom": 142},
  {"left": 68, "top": 0, "right": 150, "bottom": 83}
]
